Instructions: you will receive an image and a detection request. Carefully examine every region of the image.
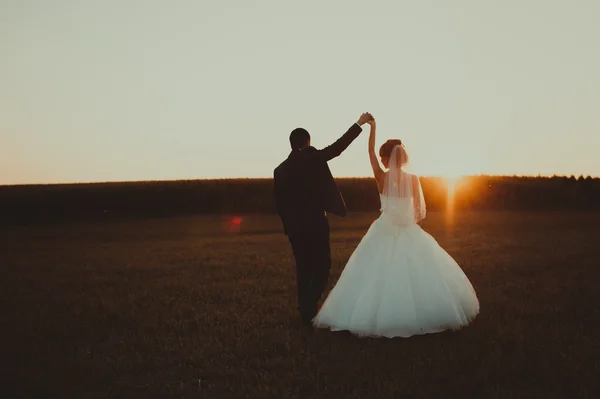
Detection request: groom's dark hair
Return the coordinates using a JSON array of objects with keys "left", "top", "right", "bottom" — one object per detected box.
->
[{"left": 290, "top": 128, "right": 311, "bottom": 151}]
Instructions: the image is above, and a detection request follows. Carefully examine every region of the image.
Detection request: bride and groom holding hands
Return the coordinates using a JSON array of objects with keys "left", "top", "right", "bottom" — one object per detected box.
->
[{"left": 273, "top": 113, "right": 479, "bottom": 338}]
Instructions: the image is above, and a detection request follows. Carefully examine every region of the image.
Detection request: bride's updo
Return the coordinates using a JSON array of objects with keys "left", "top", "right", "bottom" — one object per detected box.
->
[{"left": 379, "top": 139, "right": 408, "bottom": 169}]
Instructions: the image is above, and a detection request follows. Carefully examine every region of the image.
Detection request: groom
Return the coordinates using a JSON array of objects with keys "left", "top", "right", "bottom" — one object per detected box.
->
[{"left": 273, "top": 112, "right": 374, "bottom": 325}]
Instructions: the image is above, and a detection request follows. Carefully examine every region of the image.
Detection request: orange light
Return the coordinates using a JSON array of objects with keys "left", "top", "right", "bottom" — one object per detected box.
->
[{"left": 444, "top": 176, "right": 467, "bottom": 226}]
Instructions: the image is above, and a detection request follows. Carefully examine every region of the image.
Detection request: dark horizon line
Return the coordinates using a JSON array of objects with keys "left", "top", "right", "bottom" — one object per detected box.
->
[{"left": 1, "top": 173, "right": 598, "bottom": 188}]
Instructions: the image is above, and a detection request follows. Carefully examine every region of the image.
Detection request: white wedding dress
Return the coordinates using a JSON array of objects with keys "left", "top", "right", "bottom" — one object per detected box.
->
[{"left": 313, "top": 145, "right": 479, "bottom": 338}]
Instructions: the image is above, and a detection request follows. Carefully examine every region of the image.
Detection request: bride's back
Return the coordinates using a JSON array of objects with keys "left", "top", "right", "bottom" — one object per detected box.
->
[{"left": 380, "top": 170, "right": 424, "bottom": 226}]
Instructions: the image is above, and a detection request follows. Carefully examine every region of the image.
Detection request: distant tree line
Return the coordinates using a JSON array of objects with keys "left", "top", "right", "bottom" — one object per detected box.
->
[{"left": 0, "top": 175, "right": 598, "bottom": 224}]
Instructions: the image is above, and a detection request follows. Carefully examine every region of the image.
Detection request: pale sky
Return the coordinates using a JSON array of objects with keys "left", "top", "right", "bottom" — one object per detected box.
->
[{"left": 1, "top": 0, "right": 599, "bottom": 185}]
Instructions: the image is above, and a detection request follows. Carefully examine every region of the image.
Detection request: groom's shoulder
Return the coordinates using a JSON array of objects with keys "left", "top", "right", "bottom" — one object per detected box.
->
[
  {"left": 295, "top": 146, "right": 318, "bottom": 159},
  {"left": 275, "top": 147, "right": 320, "bottom": 170},
  {"left": 274, "top": 160, "right": 287, "bottom": 174},
  {"left": 274, "top": 157, "right": 292, "bottom": 175}
]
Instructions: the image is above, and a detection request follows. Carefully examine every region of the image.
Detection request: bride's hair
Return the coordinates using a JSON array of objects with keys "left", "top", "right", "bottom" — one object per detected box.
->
[{"left": 379, "top": 139, "right": 408, "bottom": 167}]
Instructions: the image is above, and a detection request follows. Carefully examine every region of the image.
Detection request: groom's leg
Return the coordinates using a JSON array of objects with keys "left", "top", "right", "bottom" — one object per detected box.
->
[
  {"left": 288, "top": 233, "right": 315, "bottom": 322},
  {"left": 315, "top": 219, "right": 331, "bottom": 306},
  {"left": 309, "top": 216, "right": 332, "bottom": 312}
]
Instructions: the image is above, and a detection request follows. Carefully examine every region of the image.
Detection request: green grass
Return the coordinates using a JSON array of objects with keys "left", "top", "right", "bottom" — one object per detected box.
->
[{"left": 1, "top": 212, "right": 599, "bottom": 398}]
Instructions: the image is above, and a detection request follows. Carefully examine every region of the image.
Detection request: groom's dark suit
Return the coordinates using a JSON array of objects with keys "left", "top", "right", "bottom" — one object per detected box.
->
[{"left": 273, "top": 123, "right": 363, "bottom": 322}]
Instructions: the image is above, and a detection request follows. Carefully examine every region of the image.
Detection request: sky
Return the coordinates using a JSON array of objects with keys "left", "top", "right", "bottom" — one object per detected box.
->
[{"left": 1, "top": 0, "right": 599, "bottom": 185}]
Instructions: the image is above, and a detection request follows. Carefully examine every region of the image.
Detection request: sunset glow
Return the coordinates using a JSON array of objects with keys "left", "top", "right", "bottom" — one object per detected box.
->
[
  {"left": 446, "top": 177, "right": 460, "bottom": 203},
  {"left": 443, "top": 176, "right": 469, "bottom": 225},
  {"left": 1, "top": 1, "right": 599, "bottom": 185}
]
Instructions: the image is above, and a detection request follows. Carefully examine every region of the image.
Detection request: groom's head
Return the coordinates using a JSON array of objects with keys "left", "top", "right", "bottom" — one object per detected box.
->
[{"left": 290, "top": 128, "right": 311, "bottom": 151}]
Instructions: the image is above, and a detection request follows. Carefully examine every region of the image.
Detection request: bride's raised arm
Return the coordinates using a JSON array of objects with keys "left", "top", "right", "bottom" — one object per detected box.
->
[{"left": 368, "top": 120, "right": 385, "bottom": 192}]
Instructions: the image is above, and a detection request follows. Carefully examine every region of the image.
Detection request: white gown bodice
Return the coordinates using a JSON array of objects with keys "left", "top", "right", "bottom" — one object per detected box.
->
[{"left": 379, "top": 194, "right": 417, "bottom": 228}]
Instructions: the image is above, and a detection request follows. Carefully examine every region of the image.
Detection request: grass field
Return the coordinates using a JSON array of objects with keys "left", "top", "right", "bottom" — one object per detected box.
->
[{"left": 2, "top": 211, "right": 599, "bottom": 398}]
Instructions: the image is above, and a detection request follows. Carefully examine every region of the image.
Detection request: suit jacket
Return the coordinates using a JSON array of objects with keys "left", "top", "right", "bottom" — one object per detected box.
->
[{"left": 273, "top": 123, "right": 363, "bottom": 236}]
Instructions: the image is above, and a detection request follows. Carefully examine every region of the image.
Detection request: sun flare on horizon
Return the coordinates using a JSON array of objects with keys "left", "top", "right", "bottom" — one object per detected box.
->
[
  {"left": 443, "top": 175, "right": 470, "bottom": 222},
  {"left": 445, "top": 176, "right": 464, "bottom": 205},
  {"left": 443, "top": 176, "right": 464, "bottom": 225},
  {"left": 446, "top": 177, "right": 459, "bottom": 201}
]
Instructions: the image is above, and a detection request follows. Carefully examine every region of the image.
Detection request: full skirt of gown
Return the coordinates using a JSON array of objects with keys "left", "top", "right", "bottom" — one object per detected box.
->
[{"left": 312, "top": 212, "right": 480, "bottom": 338}]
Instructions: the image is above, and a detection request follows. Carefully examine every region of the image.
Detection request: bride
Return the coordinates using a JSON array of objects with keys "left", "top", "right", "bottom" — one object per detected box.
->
[{"left": 312, "top": 117, "right": 480, "bottom": 338}]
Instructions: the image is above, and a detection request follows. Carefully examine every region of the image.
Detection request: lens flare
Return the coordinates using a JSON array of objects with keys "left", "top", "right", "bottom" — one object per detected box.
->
[
  {"left": 444, "top": 176, "right": 468, "bottom": 225},
  {"left": 225, "top": 216, "right": 243, "bottom": 233},
  {"left": 231, "top": 216, "right": 243, "bottom": 226}
]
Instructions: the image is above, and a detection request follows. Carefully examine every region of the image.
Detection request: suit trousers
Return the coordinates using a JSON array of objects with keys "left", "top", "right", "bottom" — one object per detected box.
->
[{"left": 288, "top": 214, "right": 331, "bottom": 323}]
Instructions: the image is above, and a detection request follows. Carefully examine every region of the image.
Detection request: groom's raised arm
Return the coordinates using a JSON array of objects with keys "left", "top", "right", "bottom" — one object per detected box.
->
[
  {"left": 318, "top": 113, "right": 372, "bottom": 161},
  {"left": 318, "top": 123, "right": 363, "bottom": 162}
]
